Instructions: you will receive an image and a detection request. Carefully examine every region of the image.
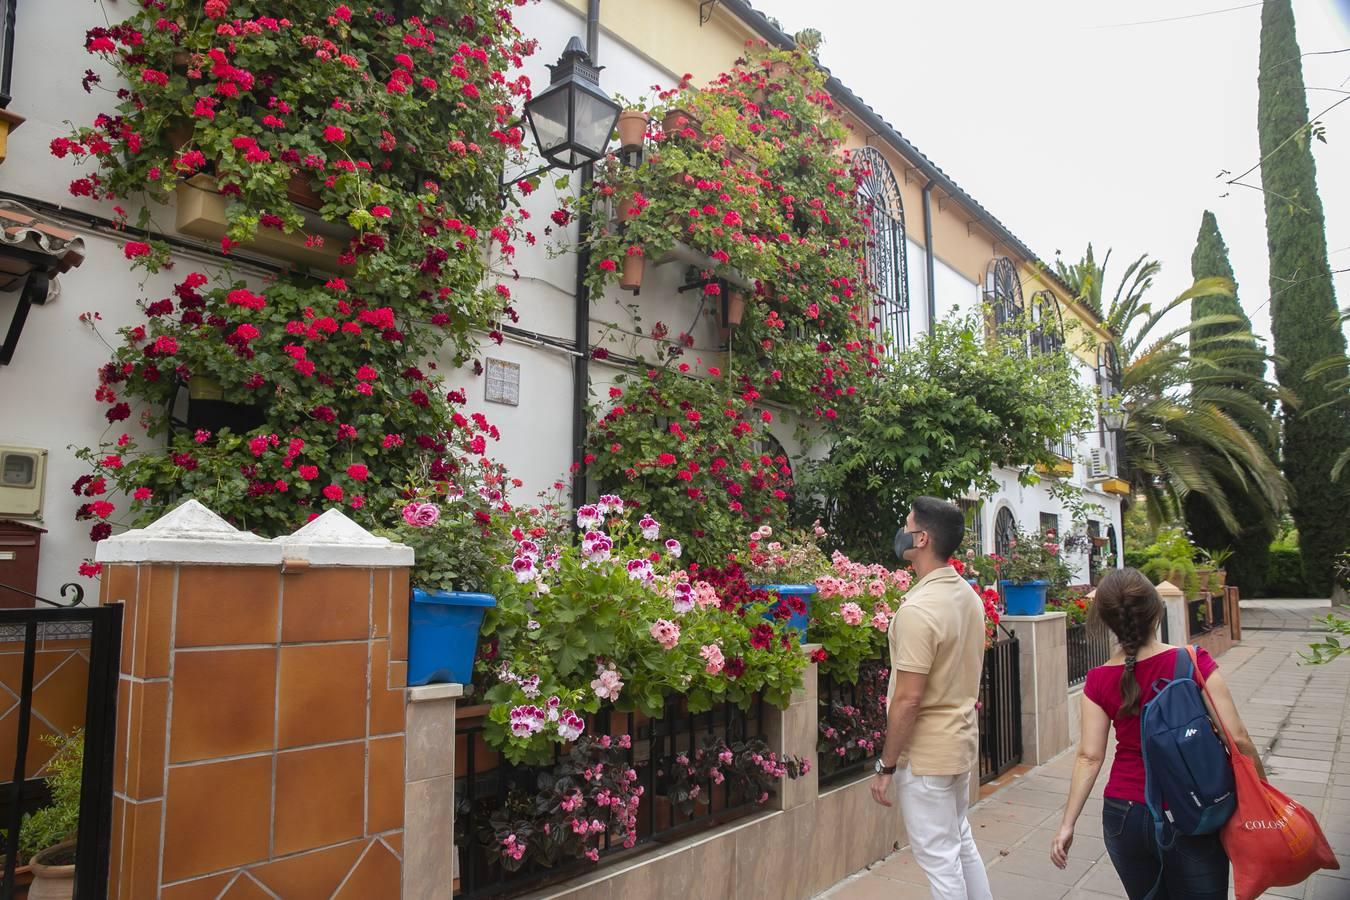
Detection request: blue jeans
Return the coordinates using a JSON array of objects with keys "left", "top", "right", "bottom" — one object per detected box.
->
[{"left": 1101, "top": 798, "right": 1229, "bottom": 900}]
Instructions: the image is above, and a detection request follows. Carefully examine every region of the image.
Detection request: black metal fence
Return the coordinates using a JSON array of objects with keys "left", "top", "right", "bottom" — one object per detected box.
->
[
  {"left": 816, "top": 662, "right": 888, "bottom": 787},
  {"left": 1210, "top": 592, "right": 1226, "bottom": 629},
  {"left": 454, "top": 697, "right": 766, "bottom": 898},
  {"left": 978, "top": 632, "right": 1022, "bottom": 784},
  {"left": 1066, "top": 620, "right": 1113, "bottom": 687},
  {"left": 1187, "top": 598, "right": 1211, "bottom": 637},
  {"left": 1, "top": 595, "right": 121, "bottom": 900}
]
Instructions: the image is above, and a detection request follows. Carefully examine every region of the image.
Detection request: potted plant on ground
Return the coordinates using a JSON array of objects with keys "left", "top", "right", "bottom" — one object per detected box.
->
[
  {"left": 998, "top": 527, "right": 1069, "bottom": 616},
  {"left": 1198, "top": 547, "right": 1234, "bottom": 592},
  {"left": 740, "top": 524, "right": 830, "bottom": 644},
  {"left": 18, "top": 731, "right": 83, "bottom": 900},
  {"left": 378, "top": 454, "right": 515, "bottom": 687}
]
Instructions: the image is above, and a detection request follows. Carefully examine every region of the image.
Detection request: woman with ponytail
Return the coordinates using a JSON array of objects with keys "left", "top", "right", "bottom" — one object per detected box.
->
[{"left": 1049, "top": 568, "right": 1264, "bottom": 898}]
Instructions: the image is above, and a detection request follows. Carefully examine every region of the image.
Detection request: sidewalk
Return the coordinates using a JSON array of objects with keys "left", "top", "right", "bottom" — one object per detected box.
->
[{"left": 815, "top": 603, "right": 1350, "bottom": 900}]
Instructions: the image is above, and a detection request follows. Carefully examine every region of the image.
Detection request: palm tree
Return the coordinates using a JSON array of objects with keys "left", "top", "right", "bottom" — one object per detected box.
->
[{"left": 1059, "top": 250, "right": 1289, "bottom": 532}]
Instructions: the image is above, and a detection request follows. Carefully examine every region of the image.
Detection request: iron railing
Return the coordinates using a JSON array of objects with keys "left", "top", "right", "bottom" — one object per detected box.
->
[
  {"left": 1210, "top": 591, "right": 1226, "bottom": 629},
  {"left": 1066, "top": 621, "right": 1113, "bottom": 687},
  {"left": 978, "top": 631, "right": 1022, "bottom": 784},
  {"left": 1187, "top": 598, "right": 1211, "bottom": 638},
  {"left": 1, "top": 599, "right": 121, "bottom": 900},
  {"left": 816, "top": 662, "right": 888, "bottom": 787},
  {"left": 454, "top": 697, "right": 766, "bottom": 898}
]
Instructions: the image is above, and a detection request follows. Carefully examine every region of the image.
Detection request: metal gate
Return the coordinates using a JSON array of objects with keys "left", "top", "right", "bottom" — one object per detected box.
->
[
  {"left": 1, "top": 583, "right": 121, "bottom": 900},
  {"left": 978, "top": 630, "right": 1022, "bottom": 784}
]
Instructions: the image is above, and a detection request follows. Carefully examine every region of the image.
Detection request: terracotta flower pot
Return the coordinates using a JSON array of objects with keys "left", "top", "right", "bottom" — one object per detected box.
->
[
  {"left": 616, "top": 109, "right": 648, "bottom": 148},
  {"left": 616, "top": 195, "right": 637, "bottom": 222},
  {"left": 0, "top": 859, "right": 32, "bottom": 898},
  {"left": 661, "top": 108, "right": 701, "bottom": 141},
  {"left": 27, "top": 842, "right": 75, "bottom": 900},
  {"left": 165, "top": 122, "right": 194, "bottom": 152},
  {"left": 769, "top": 60, "right": 791, "bottom": 81},
  {"left": 286, "top": 173, "right": 323, "bottom": 210},
  {"left": 725, "top": 290, "right": 747, "bottom": 327},
  {"left": 620, "top": 253, "right": 645, "bottom": 293}
]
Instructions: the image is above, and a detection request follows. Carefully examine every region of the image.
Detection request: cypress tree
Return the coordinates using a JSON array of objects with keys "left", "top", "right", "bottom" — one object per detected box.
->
[
  {"left": 1182, "top": 212, "right": 1275, "bottom": 595},
  {"left": 1257, "top": 0, "right": 1350, "bottom": 594}
]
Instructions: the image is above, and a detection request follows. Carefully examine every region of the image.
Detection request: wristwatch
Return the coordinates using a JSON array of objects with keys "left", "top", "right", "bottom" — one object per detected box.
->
[{"left": 874, "top": 758, "right": 897, "bottom": 775}]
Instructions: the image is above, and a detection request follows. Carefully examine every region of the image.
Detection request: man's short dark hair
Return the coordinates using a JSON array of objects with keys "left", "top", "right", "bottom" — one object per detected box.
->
[{"left": 911, "top": 496, "right": 965, "bottom": 560}]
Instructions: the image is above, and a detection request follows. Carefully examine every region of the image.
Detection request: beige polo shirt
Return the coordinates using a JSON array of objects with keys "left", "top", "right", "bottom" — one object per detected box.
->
[{"left": 886, "top": 565, "right": 985, "bottom": 775}]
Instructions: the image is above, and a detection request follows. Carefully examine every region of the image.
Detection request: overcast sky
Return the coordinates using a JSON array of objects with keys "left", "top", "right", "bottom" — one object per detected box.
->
[{"left": 759, "top": 0, "right": 1350, "bottom": 347}]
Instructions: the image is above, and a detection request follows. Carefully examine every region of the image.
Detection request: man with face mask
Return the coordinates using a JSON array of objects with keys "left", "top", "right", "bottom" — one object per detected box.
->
[{"left": 869, "top": 496, "right": 992, "bottom": 900}]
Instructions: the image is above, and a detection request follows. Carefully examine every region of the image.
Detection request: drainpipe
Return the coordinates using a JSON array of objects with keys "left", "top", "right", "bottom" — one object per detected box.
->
[
  {"left": 570, "top": 0, "right": 601, "bottom": 511},
  {"left": 921, "top": 181, "right": 937, "bottom": 328}
]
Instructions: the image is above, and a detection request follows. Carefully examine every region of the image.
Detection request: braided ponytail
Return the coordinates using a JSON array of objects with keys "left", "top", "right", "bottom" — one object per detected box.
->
[{"left": 1090, "top": 568, "right": 1164, "bottom": 717}]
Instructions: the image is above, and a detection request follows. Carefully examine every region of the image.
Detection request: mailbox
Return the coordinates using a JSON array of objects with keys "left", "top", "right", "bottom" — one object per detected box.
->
[{"left": 0, "top": 519, "right": 45, "bottom": 608}]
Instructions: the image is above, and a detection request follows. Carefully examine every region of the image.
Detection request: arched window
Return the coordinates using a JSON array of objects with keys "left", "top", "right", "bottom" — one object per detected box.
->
[
  {"left": 984, "top": 257, "right": 1024, "bottom": 341},
  {"left": 1028, "top": 290, "right": 1065, "bottom": 356},
  {"left": 852, "top": 147, "right": 910, "bottom": 352},
  {"left": 1096, "top": 342, "right": 1122, "bottom": 444},
  {"left": 1107, "top": 524, "right": 1119, "bottom": 569},
  {"left": 993, "top": 506, "right": 1018, "bottom": 558}
]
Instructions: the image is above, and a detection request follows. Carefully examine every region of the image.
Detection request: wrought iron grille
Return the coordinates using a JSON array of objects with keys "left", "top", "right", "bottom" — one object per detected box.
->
[
  {"left": 852, "top": 146, "right": 910, "bottom": 353},
  {"left": 1028, "top": 290, "right": 1065, "bottom": 356},
  {"left": 816, "top": 662, "right": 888, "bottom": 787},
  {"left": 1, "top": 601, "right": 122, "bottom": 900},
  {"left": 1067, "top": 620, "right": 1113, "bottom": 688},
  {"left": 984, "top": 257, "right": 1023, "bottom": 342},
  {"left": 1096, "top": 343, "right": 1122, "bottom": 445},
  {"left": 1187, "top": 598, "right": 1212, "bottom": 637},
  {"left": 454, "top": 697, "right": 766, "bottom": 898},
  {"left": 957, "top": 498, "right": 984, "bottom": 557},
  {"left": 978, "top": 632, "right": 1022, "bottom": 784},
  {"left": 993, "top": 506, "right": 1017, "bottom": 558}
]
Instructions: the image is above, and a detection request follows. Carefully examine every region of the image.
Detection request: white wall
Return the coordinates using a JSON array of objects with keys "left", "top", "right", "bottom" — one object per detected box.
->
[{"left": 932, "top": 256, "right": 980, "bottom": 324}]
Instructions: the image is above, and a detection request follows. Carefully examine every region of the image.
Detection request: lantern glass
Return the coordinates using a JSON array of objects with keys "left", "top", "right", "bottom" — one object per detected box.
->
[
  {"left": 521, "top": 37, "right": 621, "bottom": 172},
  {"left": 572, "top": 87, "right": 620, "bottom": 160},
  {"left": 525, "top": 87, "right": 570, "bottom": 159}
]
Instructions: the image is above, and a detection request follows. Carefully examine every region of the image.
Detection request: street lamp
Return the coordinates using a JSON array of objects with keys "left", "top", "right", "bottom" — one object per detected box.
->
[
  {"left": 523, "top": 37, "right": 621, "bottom": 171},
  {"left": 1102, "top": 402, "right": 1128, "bottom": 434}
]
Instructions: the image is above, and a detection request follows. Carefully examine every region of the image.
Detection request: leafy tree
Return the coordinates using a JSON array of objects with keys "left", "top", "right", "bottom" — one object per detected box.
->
[
  {"left": 798, "top": 317, "right": 1093, "bottom": 561},
  {"left": 1181, "top": 212, "right": 1277, "bottom": 596},
  {"left": 1257, "top": 0, "right": 1350, "bottom": 593}
]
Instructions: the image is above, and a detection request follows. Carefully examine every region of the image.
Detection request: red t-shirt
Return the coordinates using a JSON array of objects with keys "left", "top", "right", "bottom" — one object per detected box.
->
[{"left": 1083, "top": 646, "right": 1218, "bottom": 803}]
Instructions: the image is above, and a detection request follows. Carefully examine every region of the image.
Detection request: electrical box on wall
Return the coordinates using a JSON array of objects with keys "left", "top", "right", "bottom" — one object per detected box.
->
[{"left": 0, "top": 446, "right": 47, "bottom": 518}]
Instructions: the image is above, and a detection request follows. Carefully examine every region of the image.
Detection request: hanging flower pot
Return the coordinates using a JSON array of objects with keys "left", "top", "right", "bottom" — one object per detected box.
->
[
  {"left": 620, "top": 252, "right": 645, "bottom": 293},
  {"left": 769, "top": 60, "right": 792, "bottom": 82},
  {"left": 185, "top": 377, "right": 267, "bottom": 436},
  {"left": 661, "top": 108, "right": 702, "bottom": 141},
  {"left": 616, "top": 109, "right": 648, "bottom": 149},
  {"left": 724, "top": 290, "right": 747, "bottom": 327},
  {"left": 286, "top": 173, "right": 323, "bottom": 211},
  {"left": 616, "top": 195, "right": 637, "bottom": 223}
]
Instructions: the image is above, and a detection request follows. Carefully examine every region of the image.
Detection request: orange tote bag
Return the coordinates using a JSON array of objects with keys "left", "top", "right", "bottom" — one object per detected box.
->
[{"left": 1189, "top": 647, "right": 1339, "bottom": 898}]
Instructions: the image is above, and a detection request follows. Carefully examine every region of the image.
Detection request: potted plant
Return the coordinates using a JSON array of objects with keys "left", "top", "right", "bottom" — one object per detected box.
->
[
  {"left": 616, "top": 108, "right": 649, "bottom": 149},
  {"left": 378, "top": 457, "right": 515, "bottom": 687},
  {"left": 1199, "top": 547, "right": 1234, "bottom": 591},
  {"left": 16, "top": 732, "right": 83, "bottom": 900},
  {"left": 998, "top": 527, "right": 1068, "bottom": 616},
  {"left": 740, "top": 525, "right": 829, "bottom": 644}
]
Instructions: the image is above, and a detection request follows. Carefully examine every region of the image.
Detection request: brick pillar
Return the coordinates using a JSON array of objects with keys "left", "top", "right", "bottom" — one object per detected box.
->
[
  {"left": 764, "top": 643, "right": 821, "bottom": 811},
  {"left": 96, "top": 501, "right": 411, "bottom": 899},
  {"left": 1002, "top": 611, "right": 1070, "bottom": 765}
]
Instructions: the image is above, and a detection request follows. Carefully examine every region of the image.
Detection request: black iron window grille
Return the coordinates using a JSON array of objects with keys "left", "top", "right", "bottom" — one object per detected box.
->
[
  {"left": 852, "top": 147, "right": 910, "bottom": 353},
  {"left": 983, "top": 257, "right": 1024, "bottom": 344},
  {"left": 957, "top": 498, "right": 984, "bottom": 558},
  {"left": 993, "top": 506, "right": 1018, "bottom": 559},
  {"left": 1096, "top": 343, "right": 1122, "bottom": 448},
  {"left": 1028, "top": 290, "right": 1065, "bottom": 356}
]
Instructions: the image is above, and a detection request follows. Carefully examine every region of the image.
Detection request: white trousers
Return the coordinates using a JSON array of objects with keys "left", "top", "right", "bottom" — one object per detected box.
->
[{"left": 895, "top": 765, "right": 993, "bottom": 900}]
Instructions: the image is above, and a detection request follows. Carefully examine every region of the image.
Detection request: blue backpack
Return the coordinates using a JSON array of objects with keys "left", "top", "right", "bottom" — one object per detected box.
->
[{"left": 1140, "top": 646, "right": 1236, "bottom": 844}]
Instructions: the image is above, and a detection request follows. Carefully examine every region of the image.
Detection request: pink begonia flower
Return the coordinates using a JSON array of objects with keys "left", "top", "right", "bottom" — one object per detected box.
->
[
  {"left": 839, "top": 602, "right": 864, "bottom": 626},
  {"left": 700, "top": 643, "right": 725, "bottom": 675},
  {"left": 672, "top": 582, "right": 694, "bottom": 614},
  {"left": 576, "top": 504, "right": 603, "bottom": 529},
  {"left": 402, "top": 502, "right": 439, "bottom": 527},
  {"left": 626, "top": 559, "right": 655, "bottom": 583},
  {"left": 649, "top": 619, "right": 680, "bottom": 650},
  {"left": 596, "top": 493, "right": 624, "bottom": 514},
  {"left": 665, "top": 538, "right": 682, "bottom": 558},
  {"left": 557, "top": 709, "right": 585, "bottom": 741},
  {"left": 508, "top": 705, "right": 546, "bottom": 738},
  {"left": 693, "top": 581, "right": 720, "bottom": 608},
  {"left": 591, "top": 664, "right": 624, "bottom": 701},
  {"left": 639, "top": 515, "right": 660, "bottom": 540},
  {"left": 512, "top": 555, "right": 536, "bottom": 583}
]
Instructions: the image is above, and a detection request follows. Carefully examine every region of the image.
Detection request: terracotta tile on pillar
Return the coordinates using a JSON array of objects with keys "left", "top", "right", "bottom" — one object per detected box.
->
[
  {"left": 390, "top": 571, "right": 409, "bottom": 662},
  {"left": 281, "top": 568, "right": 372, "bottom": 643},
  {"left": 370, "top": 640, "right": 406, "bottom": 736},
  {"left": 383, "top": 833, "right": 403, "bottom": 857},
  {"left": 30, "top": 652, "right": 89, "bottom": 734},
  {"left": 169, "top": 647, "right": 277, "bottom": 764},
  {"left": 250, "top": 838, "right": 364, "bottom": 900},
  {"left": 159, "top": 872, "right": 236, "bottom": 900},
  {"left": 368, "top": 735, "right": 405, "bottom": 833},
  {"left": 114, "top": 797, "right": 163, "bottom": 900},
  {"left": 277, "top": 642, "right": 368, "bottom": 748},
  {"left": 130, "top": 565, "right": 176, "bottom": 678},
  {"left": 176, "top": 567, "right": 281, "bottom": 647},
  {"left": 162, "top": 755, "right": 272, "bottom": 883},
  {"left": 373, "top": 569, "right": 390, "bottom": 638},
  {"left": 100, "top": 563, "right": 138, "bottom": 607},
  {"left": 219, "top": 872, "right": 274, "bottom": 900},
  {"left": 274, "top": 742, "right": 366, "bottom": 856},
  {"left": 333, "top": 840, "right": 402, "bottom": 900},
  {"left": 118, "top": 679, "right": 169, "bottom": 800}
]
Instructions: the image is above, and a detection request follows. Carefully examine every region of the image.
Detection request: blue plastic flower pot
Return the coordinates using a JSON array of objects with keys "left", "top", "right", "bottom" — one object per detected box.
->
[
  {"left": 1000, "top": 580, "right": 1049, "bottom": 616},
  {"left": 409, "top": 588, "right": 496, "bottom": 686},
  {"left": 754, "top": 584, "right": 817, "bottom": 644}
]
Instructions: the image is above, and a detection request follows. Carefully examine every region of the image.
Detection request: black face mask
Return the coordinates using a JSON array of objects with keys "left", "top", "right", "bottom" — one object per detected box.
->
[{"left": 893, "top": 527, "right": 916, "bottom": 560}]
